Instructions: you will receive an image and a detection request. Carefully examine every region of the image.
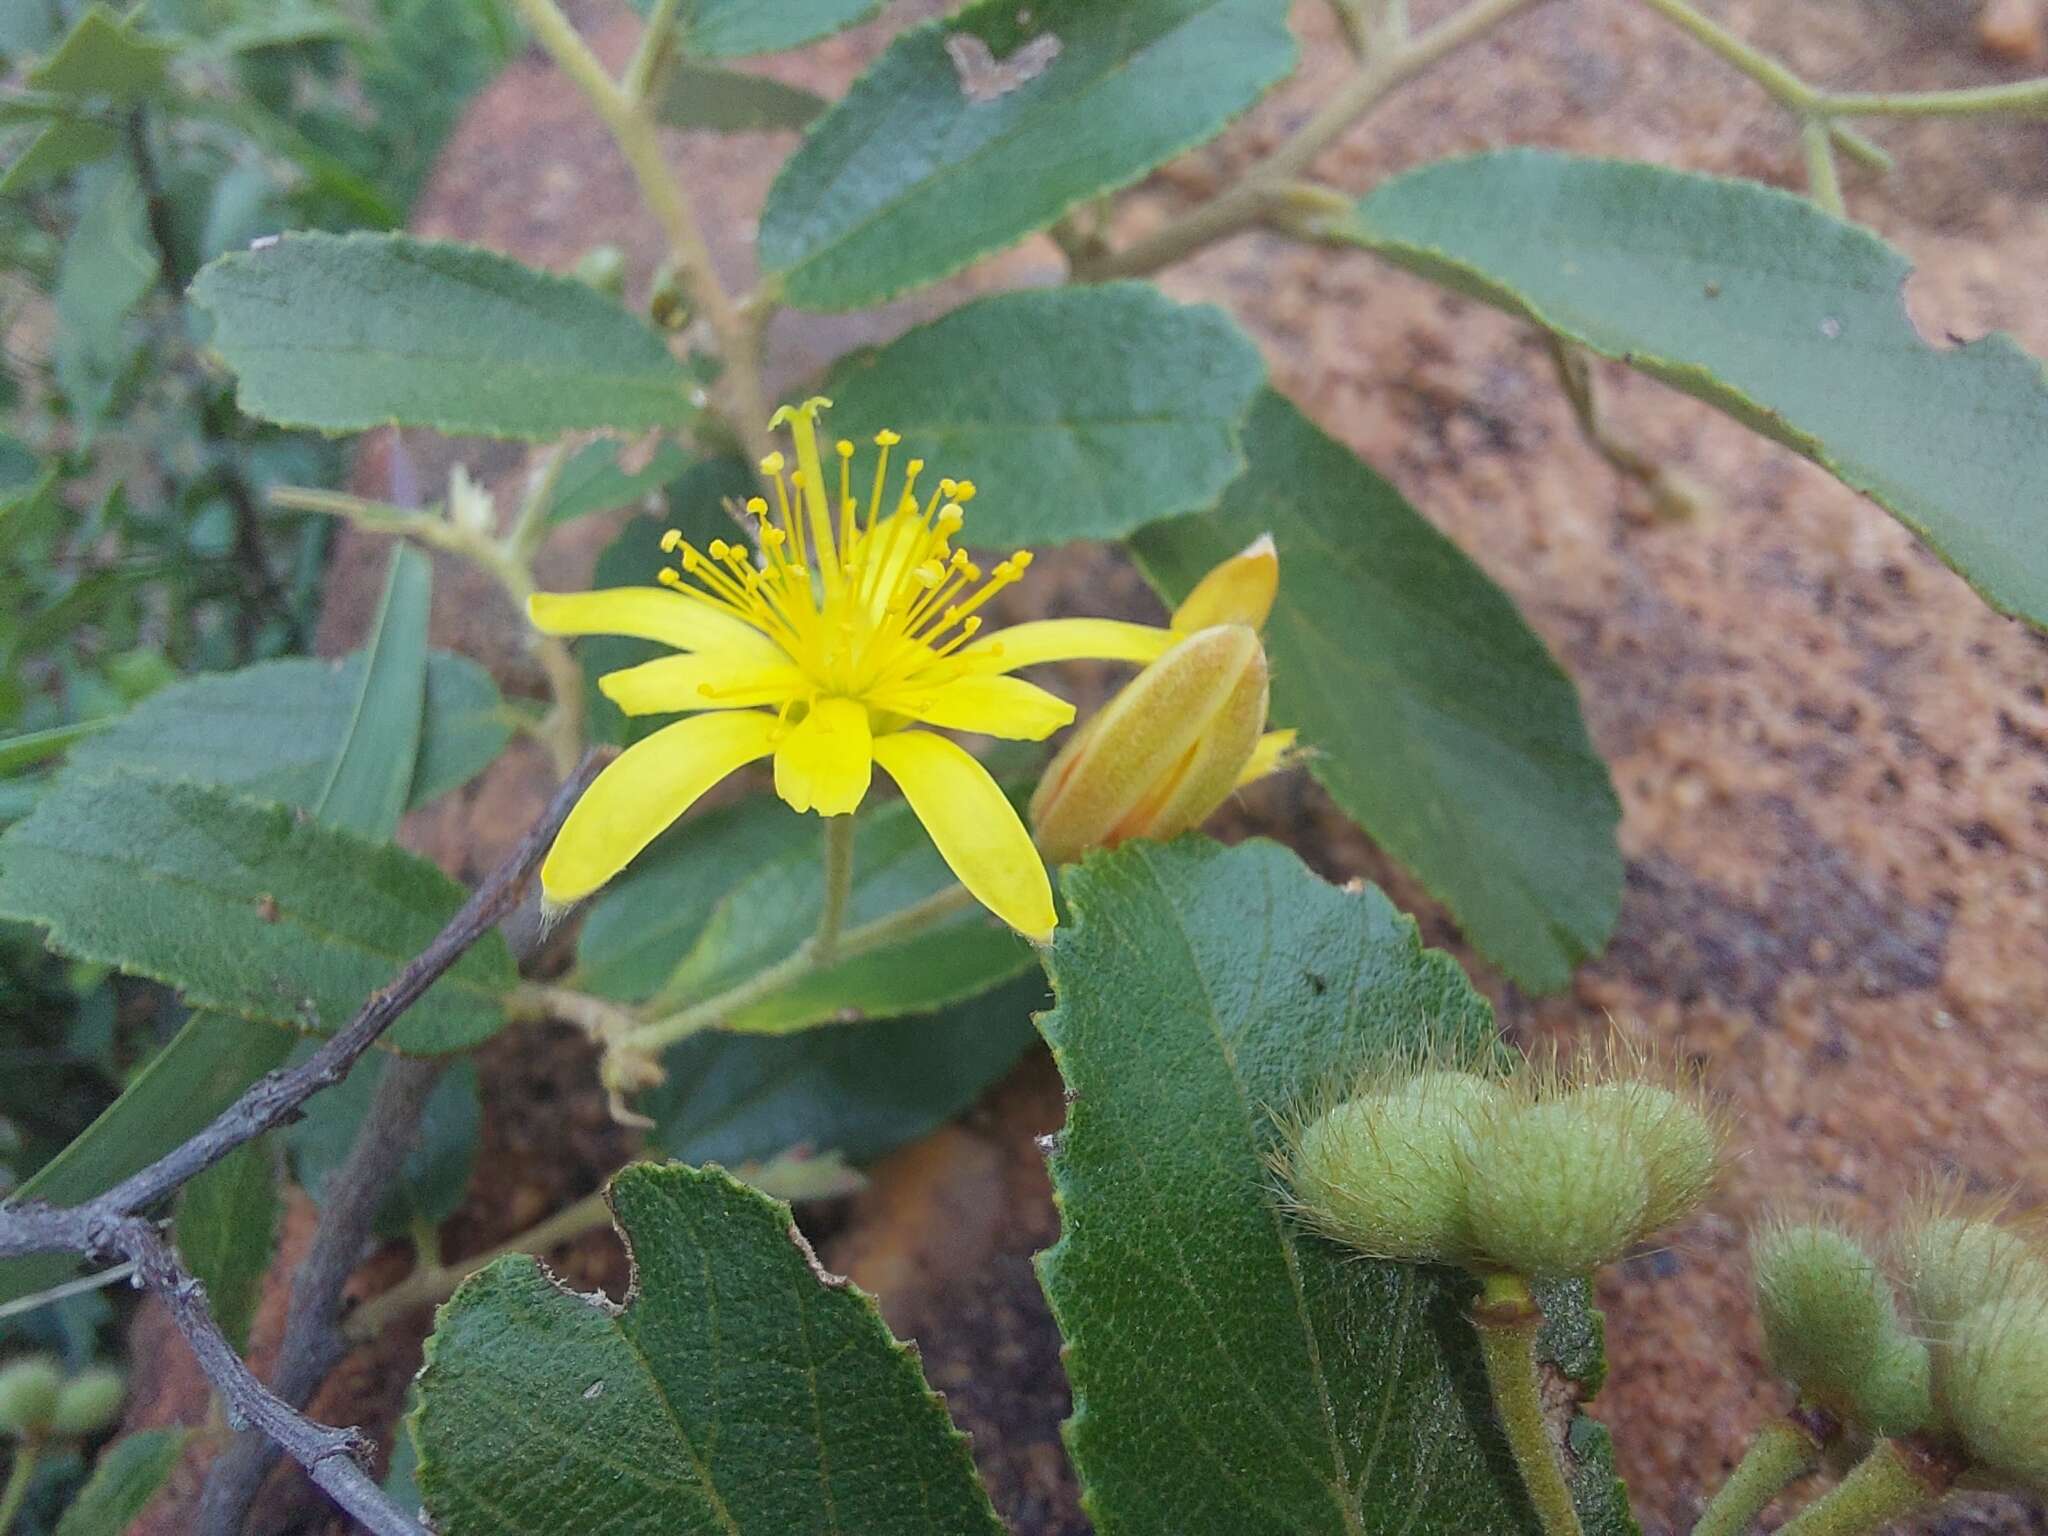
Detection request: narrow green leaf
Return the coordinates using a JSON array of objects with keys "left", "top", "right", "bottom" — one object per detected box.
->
[
  {"left": 654, "top": 62, "right": 825, "bottom": 133},
  {"left": 412, "top": 1163, "right": 1005, "bottom": 1536},
  {"left": 54, "top": 165, "right": 159, "bottom": 428},
  {"left": 0, "top": 1012, "right": 293, "bottom": 1306},
  {"left": 1039, "top": 838, "right": 1635, "bottom": 1536},
  {"left": 823, "top": 284, "right": 1264, "bottom": 545},
  {"left": 1331, "top": 149, "right": 2048, "bottom": 631},
  {"left": 544, "top": 438, "right": 693, "bottom": 527},
  {"left": 71, "top": 651, "right": 510, "bottom": 812},
  {"left": 314, "top": 544, "right": 432, "bottom": 839},
  {"left": 759, "top": 0, "right": 1295, "bottom": 309},
  {"left": 1130, "top": 389, "right": 1620, "bottom": 992},
  {"left": 51, "top": 1429, "right": 189, "bottom": 1536},
  {"left": 288, "top": 1055, "right": 479, "bottom": 1239},
  {"left": 190, "top": 233, "right": 696, "bottom": 439},
  {"left": 172, "top": 1137, "right": 279, "bottom": 1353},
  {"left": 26, "top": 6, "right": 175, "bottom": 102},
  {"left": 0, "top": 117, "right": 119, "bottom": 196},
  {"left": 0, "top": 771, "right": 516, "bottom": 1054},
  {"left": 0, "top": 718, "right": 112, "bottom": 776},
  {"left": 664, "top": 0, "right": 882, "bottom": 57},
  {"left": 627, "top": 791, "right": 1031, "bottom": 1034},
  {"left": 646, "top": 973, "right": 1044, "bottom": 1169}
]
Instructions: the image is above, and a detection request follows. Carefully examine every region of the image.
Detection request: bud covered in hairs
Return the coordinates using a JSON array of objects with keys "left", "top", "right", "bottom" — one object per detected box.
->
[
  {"left": 1282, "top": 1068, "right": 1503, "bottom": 1262},
  {"left": 1937, "top": 1286, "right": 2048, "bottom": 1492},
  {"left": 1751, "top": 1216, "right": 1933, "bottom": 1434},
  {"left": 50, "top": 1367, "right": 124, "bottom": 1438},
  {"left": 1893, "top": 1198, "right": 2048, "bottom": 1335},
  {"left": 1565, "top": 1079, "right": 1723, "bottom": 1233},
  {"left": 1461, "top": 1098, "right": 1650, "bottom": 1277},
  {"left": 0, "top": 1356, "right": 62, "bottom": 1437}
]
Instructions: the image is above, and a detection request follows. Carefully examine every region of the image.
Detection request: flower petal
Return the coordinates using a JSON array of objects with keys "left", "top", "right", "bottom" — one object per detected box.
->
[
  {"left": 959, "top": 617, "right": 1174, "bottom": 674},
  {"left": 1237, "top": 727, "right": 1301, "bottom": 788},
  {"left": 1172, "top": 532, "right": 1278, "bottom": 633},
  {"left": 876, "top": 674, "right": 1075, "bottom": 740},
  {"left": 599, "top": 653, "right": 805, "bottom": 716},
  {"left": 872, "top": 730, "right": 1055, "bottom": 942},
  {"left": 773, "top": 696, "right": 873, "bottom": 816},
  {"left": 541, "top": 711, "right": 780, "bottom": 902},
  {"left": 528, "top": 588, "right": 783, "bottom": 661}
]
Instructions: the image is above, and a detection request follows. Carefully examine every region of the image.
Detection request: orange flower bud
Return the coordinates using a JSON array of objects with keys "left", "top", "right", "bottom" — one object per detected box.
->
[{"left": 1030, "top": 623, "right": 1270, "bottom": 864}]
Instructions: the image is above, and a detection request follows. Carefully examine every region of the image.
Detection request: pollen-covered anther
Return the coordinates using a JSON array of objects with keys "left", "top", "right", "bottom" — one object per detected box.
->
[{"left": 659, "top": 528, "right": 683, "bottom": 553}]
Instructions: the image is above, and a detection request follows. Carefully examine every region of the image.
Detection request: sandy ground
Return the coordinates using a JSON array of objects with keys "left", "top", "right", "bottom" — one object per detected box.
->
[{"left": 127, "top": 1, "right": 2048, "bottom": 1531}]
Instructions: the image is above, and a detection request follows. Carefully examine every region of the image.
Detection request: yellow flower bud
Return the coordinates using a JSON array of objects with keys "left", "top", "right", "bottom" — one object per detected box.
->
[
  {"left": 1029, "top": 623, "right": 1269, "bottom": 864},
  {"left": 1170, "top": 532, "right": 1278, "bottom": 633}
]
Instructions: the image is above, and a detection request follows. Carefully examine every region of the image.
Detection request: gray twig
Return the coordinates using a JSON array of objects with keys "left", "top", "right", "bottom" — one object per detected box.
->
[
  {"left": 0, "top": 751, "right": 609, "bottom": 1536},
  {"left": 196, "top": 1057, "right": 448, "bottom": 1536}
]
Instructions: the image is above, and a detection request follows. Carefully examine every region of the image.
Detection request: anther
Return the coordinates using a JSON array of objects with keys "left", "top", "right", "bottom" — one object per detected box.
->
[
  {"left": 659, "top": 529, "right": 683, "bottom": 552},
  {"left": 874, "top": 430, "right": 901, "bottom": 447}
]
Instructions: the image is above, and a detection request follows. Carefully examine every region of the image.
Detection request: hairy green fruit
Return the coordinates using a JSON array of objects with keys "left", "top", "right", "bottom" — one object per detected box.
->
[
  {"left": 0, "top": 1356, "right": 63, "bottom": 1437},
  {"left": 1896, "top": 1213, "right": 2048, "bottom": 1333},
  {"left": 1939, "top": 1291, "right": 2048, "bottom": 1491},
  {"left": 50, "top": 1366, "right": 125, "bottom": 1437},
  {"left": 1567, "top": 1080, "right": 1721, "bottom": 1232},
  {"left": 1286, "top": 1070, "right": 1500, "bottom": 1261},
  {"left": 1751, "top": 1219, "right": 1931, "bottom": 1434},
  {"left": 1462, "top": 1100, "right": 1648, "bottom": 1276}
]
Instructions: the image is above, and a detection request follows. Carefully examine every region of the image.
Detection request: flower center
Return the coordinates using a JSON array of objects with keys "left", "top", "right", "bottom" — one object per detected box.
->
[{"left": 652, "top": 399, "right": 1034, "bottom": 706}]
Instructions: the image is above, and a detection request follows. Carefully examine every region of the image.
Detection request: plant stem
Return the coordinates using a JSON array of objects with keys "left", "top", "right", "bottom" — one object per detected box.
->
[
  {"left": 1799, "top": 116, "right": 1845, "bottom": 214},
  {"left": 1692, "top": 1410, "right": 1836, "bottom": 1536},
  {"left": 815, "top": 814, "right": 855, "bottom": 965},
  {"left": 344, "top": 1190, "right": 616, "bottom": 1343},
  {"left": 0, "top": 1261, "right": 137, "bottom": 1323},
  {"left": 0, "top": 1443, "right": 37, "bottom": 1536},
  {"left": 1820, "top": 78, "right": 2048, "bottom": 118},
  {"left": 625, "top": 881, "right": 980, "bottom": 1053},
  {"left": 1471, "top": 1271, "right": 1585, "bottom": 1536},
  {"left": 1774, "top": 1438, "right": 1956, "bottom": 1536},
  {"left": 622, "top": 0, "right": 683, "bottom": 102},
  {"left": 1632, "top": 0, "right": 1890, "bottom": 170},
  {"left": 1079, "top": 0, "right": 1548, "bottom": 280},
  {"left": 508, "top": 0, "right": 773, "bottom": 466}
]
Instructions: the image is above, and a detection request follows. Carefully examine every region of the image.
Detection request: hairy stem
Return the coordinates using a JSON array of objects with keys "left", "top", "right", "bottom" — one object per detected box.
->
[
  {"left": 1691, "top": 1409, "right": 1837, "bottom": 1536},
  {"left": 1472, "top": 1271, "right": 1585, "bottom": 1536},
  {"left": 1079, "top": 0, "right": 1549, "bottom": 280},
  {"left": 344, "top": 1190, "right": 616, "bottom": 1343},
  {"left": 1774, "top": 1438, "right": 1958, "bottom": 1536},
  {"left": 508, "top": 0, "right": 773, "bottom": 466},
  {"left": 0, "top": 1442, "right": 37, "bottom": 1536},
  {"left": 815, "top": 814, "right": 856, "bottom": 966}
]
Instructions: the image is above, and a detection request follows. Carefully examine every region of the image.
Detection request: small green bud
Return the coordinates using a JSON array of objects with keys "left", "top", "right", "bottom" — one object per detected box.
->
[
  {"left": 1939, "top": 1290, "right": 2048, "bottom": 1491},
  {"left": 571, "top": 244, "right": 626, "bottom": 299},
  {"left": 1751, "top": 1219, "right": 1931, "bottom": 1433},
  {"left": 1566, "top": 1080, "right": 1721, "bottom": 1233},
  {"left": 1462, "top": 1100, "right": 1649, "bottom": 1276},
  {"left": 0, "top": 1356, "right": 63, "bottom": 1437},
  {"left": 50, "top": 1367, "right": 125, "bottom": 1437},
  {"left": 1895, "top": 1213, "right": 2048, "bottom": 1334},
  {"left": 1285, "top": 1070, "right": 1501, "bottom": 1261},
  {"left": 649, "top": 258, "right": 690, "bottom": 330}
]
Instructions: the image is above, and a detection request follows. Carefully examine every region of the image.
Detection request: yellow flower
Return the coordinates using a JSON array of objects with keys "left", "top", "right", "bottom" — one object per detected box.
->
[
  {"left": 529, "top": 398, "right": 1175, "bottom": 941},
  {"left": 1030, "top": 534, "right": 1300, "bottom": 862}
]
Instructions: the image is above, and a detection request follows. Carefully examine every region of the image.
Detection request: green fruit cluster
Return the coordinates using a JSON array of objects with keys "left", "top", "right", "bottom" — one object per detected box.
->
[
  {"left": 0, "top": 1357, "right": 124, "bottom": 1439},
  {"left": 1280, "top": 1043, "right": 1724, "bottom": 1279}
]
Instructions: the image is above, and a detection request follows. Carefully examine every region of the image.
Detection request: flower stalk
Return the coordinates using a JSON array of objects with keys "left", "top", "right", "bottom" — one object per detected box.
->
[
  {"left": 1773, "top": 1437, "right": 1960, "bottom": 1536},
  {"left": 1472, "top": 1270, "right": 1586, "bottom": 1536},
  {"left": 814, "top": 813, "right": 856, "bottom": 965},
  {"left": 1691, "top": 1409, "right": 1836, "bottom": 1536}
]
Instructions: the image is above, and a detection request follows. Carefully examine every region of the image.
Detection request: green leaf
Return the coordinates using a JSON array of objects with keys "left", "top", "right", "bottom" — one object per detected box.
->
[
  {"left": 1039, "top": 838, "right": 1635, "bottom": 1536},
  {"left": 662, "top": 0, "right": 882, "bottom": 57},
  {"left": 545, "top": 438, "right": 694, "bottom": 527},
  {"left": 0, "top": 771, "right": 516, "bottom": 1054},
  {"left": 70, "top": 651, "right": 510, "bottom": 812},
  {"left": 287, "top": 1055, "right": 479, "bottom": 1239},
  {"left": 823, "top": 284, "right": 1264, "bottom": 545},
  {"left": 654, "top": 62, "right": 825, "bottom": 133},
  {"left": 27, "top": 6, "right": 175, "bottom": 102},
  {"left": 0, "top": 1012, "right": 294, "bottom": 1306},
  {"left": 759, "top": 0, "right": 1295, "bottom": 309},
  {"left": 190, "top": 233, "right": 696, "bottom": 439},
  {"left": 1130, "top": 390, "right": 1620, "bottom": 992},
  {"left": 51, "top": 1429, "right": 189, "bottom": 1536},
  {"left": 173, "top": 1137, "right": 279, "bottom": 1353},
  {"left": 1330, "top": 149, "right": 2048, "bottom": 631},
  {"left": 0, "top": 117, "right": 119, "bottom": 196},
  {"left": 412, "top": 1162, "right": 1004, "bottom": 1536},
  {"left": 54, "top": 165, "right": 158, "bottom": 428},
  {"left": 314, "top": 544, "right": 431, "bottom": 839},
  {"left": 617, "top": 791, "right": 1031, "bottom": 1034},
  {"left": 645, "top": 973, "right": 1045, "bottom": 1169},
  {"left": 0, "top": 718, "right": 112, "bottom": 777}
]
